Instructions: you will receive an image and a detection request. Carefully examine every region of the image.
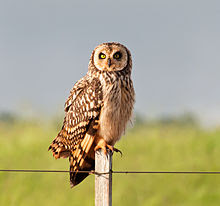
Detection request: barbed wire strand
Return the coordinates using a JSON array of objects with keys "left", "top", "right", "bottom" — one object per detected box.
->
[
  {"left": 112, "top": 171, "right": 220, "bottom": 174},
  {"left": 1, "top": 169, "right": 220, "bottom": 175},
  {"left": 0, "top": 169, "right": 95, "bottom": 174}
]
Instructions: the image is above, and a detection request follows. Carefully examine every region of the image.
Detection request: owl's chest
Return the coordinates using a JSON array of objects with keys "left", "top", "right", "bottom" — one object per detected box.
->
[{"left": 98, "top": 80, "right": 133, "bottom": 144}]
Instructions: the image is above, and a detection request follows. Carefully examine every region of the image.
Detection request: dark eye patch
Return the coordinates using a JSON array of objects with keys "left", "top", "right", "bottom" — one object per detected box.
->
[{"left": 113, "top": 51, "right": 122, "bottom": 60}]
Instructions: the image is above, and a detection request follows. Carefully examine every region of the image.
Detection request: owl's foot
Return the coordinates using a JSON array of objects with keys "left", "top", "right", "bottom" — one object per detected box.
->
[
  {"left": 106, "top": 145, "right": 123, "bottom": 156},
  {"left": 94, "top": 138, "right": 122, "bottom": 156},
  {"left": 94, "top": 138, "right": 108, "bottom": 155}
]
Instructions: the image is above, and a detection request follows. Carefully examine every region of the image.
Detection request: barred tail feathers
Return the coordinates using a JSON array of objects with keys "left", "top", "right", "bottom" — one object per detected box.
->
[
  {"left": 70, "top": 133, "right": 95, "bottom": 187},
  {"left": 48, "top": 132, "right": 70, "bottom": 159}
]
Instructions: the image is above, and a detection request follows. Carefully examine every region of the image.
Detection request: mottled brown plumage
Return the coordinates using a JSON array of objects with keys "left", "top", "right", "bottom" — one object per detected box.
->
[{"left": 49, "top": 42, "right": 135, "bottom": 187}]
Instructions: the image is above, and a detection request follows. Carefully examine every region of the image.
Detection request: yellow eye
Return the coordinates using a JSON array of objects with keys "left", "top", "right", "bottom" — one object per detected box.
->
[
  {"left": 113, "top": 52, "right": 122, "bottom": 60},
  {"left": 99, "top": 53, "right": 106, "bottom": 59}
]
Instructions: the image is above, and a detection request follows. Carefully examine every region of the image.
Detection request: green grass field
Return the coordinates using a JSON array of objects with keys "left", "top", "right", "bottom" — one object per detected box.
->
[{"left": 1, "top": 120, "right": 220, "bottom": 206}]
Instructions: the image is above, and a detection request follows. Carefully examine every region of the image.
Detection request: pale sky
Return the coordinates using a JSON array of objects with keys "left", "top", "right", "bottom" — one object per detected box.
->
[{"left": 0, "top": 0, "right": 219, "bottom": 125}]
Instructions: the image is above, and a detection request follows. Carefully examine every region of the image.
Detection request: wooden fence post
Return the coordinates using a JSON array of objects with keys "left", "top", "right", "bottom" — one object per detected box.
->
[{"left": 95, "top": 149, "right": 112, "bottom": 206}]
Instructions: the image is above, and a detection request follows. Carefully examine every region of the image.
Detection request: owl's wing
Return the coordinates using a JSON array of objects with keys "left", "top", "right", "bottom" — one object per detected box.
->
[
  {"left": 49, "top": 75, "right": 103, "bottom": 185},
  {"left": 64, "top": 77, "right": 88, "bottom": 113}
]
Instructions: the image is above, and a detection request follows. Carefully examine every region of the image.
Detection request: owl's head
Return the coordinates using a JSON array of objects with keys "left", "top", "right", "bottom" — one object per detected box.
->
[{"left": 90, "top": 42, "right": 132, "bottom": 73}]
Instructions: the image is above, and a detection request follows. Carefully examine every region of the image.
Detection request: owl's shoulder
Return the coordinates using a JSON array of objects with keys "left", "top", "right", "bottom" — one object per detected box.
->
[{"left": 65, "top": 74, "right": 103, "bottom": 112}]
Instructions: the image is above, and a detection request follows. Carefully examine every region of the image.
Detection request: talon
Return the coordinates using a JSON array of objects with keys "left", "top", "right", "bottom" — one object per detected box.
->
[
  {"left": 113, "top": 147, "right": 123, "bottom": 157},
  {"left": 106, "top": 145, "right": 122, "bottom": 156},
  {"left": 94, "top": 137, "right": 123, "bottom": 156},
  {"left": 94, "top": 144, "right": 107, "bottom": 155}
]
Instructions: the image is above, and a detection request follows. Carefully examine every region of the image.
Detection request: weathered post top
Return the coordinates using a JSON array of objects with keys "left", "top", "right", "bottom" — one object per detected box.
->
[{"left": 95, "top": 149, "right": 112, "bottom": 206}]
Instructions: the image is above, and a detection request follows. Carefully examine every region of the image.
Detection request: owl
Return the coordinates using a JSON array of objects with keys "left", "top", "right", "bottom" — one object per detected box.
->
[{"left": 49, "top": 42, "right": 135, "bottom": 187}]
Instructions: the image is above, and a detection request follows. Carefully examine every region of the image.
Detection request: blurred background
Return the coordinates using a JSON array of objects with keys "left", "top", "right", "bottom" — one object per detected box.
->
[{"left": 0, "top": 0, "right": 220, "bottom": 205}]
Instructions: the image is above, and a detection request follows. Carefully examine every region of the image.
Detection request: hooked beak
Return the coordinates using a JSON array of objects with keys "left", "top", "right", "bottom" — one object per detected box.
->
[{"left": 107, "top": 58, "right": 111, "bottom": 67}]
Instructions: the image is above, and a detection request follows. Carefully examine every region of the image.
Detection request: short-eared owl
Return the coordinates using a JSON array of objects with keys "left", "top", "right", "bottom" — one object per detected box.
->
[{"left": 49, "top": 42, "right": 135, "bottom": 187}]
